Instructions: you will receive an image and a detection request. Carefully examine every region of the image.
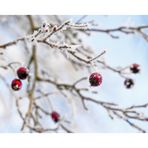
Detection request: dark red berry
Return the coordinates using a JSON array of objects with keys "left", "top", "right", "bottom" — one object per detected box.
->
[
  {"left": 11, "top": 79, "right": 22, "bottom": 91},
  {"left": 89, "top": 72, "right": 102, "bottom": 86},
  {"left": 53, "top": 26, "right": 57, "bottom": 31},
  {"left": 42, "top": 23, "right": 46, "bottom": 28},
  {"left": 124, "top": 78, "right": 134, "bottom": 89},
  {"left": 17, "top": 67, "right": 29, "bottom": 80},
  {"left": 51, "top": 111, "right": 60, "bottom": 123},
  {"left": 130, "top": 63, "right": 140, "bottom": 74}
]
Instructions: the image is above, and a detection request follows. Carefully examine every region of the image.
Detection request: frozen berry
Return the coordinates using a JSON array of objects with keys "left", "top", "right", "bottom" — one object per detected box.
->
[
  {"left": 89, "top": 72, "right": 102, "bottom": 86},
  {"left": 42, "top": 23, "right": 46, "bottom": 28},
  {"left": 124, "top": 78, "right": 134, "bottom": 89},
  {"left": 11, "top": 79, "right": 22, "bottom": 91},
  {"left": 130, "top": 63, "right": 140, "bottom": 74},
  {"left": 17, "top": 67, "right": 29, "bottom": 80},
  {"left": 51, "top": 111, "right": 60, "bottom": 123},
  {"left": 53, "top": 25, "right": 57, "bottom": 31}
]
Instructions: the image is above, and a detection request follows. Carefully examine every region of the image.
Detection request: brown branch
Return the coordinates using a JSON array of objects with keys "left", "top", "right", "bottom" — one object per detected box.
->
[
  {"left": 0, "top": 37, "right": 25, "bottom": 49},
  {"left": 0, "top": 18, "right": 148, "bottom": 133},
  {"left": 22, "top": 15, "right": 39, "bottom": 131},
  {"left": 36, "top": 75, "right": 148, "bottom": 132}
]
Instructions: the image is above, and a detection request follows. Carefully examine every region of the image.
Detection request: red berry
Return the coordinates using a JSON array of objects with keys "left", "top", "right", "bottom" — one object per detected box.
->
[
  {"left": 42, "top": 23, "right": 46, "bottom": 28},
  {"left": 11, "top": 79, "right": 22, "bottom": 91},
  {"left": 51, "top": 111, "right": 60, "bottom": 123},
  {"left": 89, "top": 72, "right": 102, "bottom": 86},
  {"left": 130, "top": 63, "right": 140, "bottom": 74},
  {"left": 17, "top": 67, "right": 29, "bottom": 80},
  {"left": 124, "top": 78, "right": 134, "bottom": 89}
]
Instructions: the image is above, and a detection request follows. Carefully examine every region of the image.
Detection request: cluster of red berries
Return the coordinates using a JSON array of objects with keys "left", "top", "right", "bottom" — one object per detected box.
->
[
  {"left": 11, "top": 67, "right": 61, "bottom": 123},
  {"left": 87, "top": 63, "right": 140, "bottom": 89},
  {"left": 11, "top": 67, "right": 29, "bottom": 91},
  {"left": 124, "top": 63, "right": 140, "bottom": 89},
  {"left": 10, "top": 64, "right": 140, "bottom": 122}
]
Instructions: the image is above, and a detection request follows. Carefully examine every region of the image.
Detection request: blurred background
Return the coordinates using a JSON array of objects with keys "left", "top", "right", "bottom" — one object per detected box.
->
[{"left": 0, "top": 15, "right": 148, "bottom": 132}]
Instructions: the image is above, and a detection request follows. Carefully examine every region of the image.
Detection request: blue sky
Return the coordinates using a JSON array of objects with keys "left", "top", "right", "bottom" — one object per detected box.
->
[{"left": 65, "top": 15, "right": 148, "bottom": 132}]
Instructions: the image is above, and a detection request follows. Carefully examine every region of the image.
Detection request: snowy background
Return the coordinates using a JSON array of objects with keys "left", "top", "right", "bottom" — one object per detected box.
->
[{"left": 0, "top": 15, "right": 148, "bottom": 132}]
